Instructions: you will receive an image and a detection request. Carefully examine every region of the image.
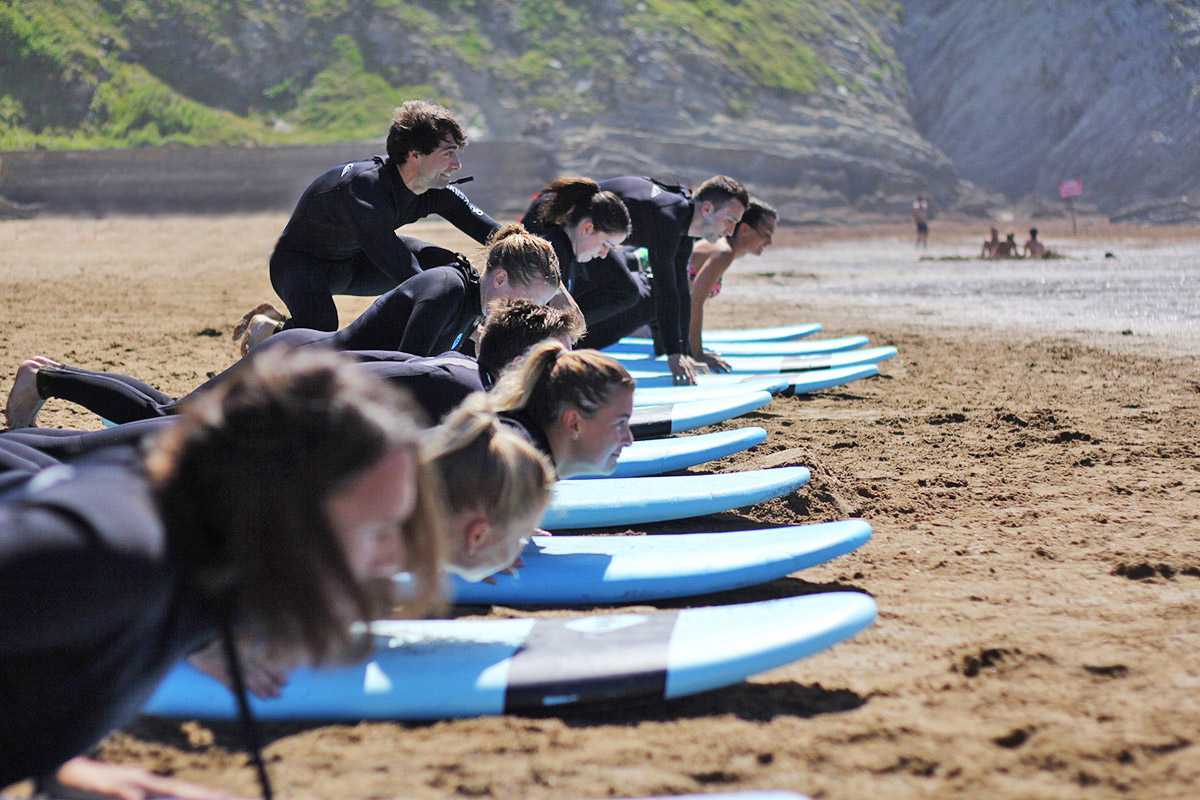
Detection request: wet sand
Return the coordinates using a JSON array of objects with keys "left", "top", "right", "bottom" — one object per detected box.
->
[{"left": 2, "top": 215, "right": 1199, "bottom": 799}]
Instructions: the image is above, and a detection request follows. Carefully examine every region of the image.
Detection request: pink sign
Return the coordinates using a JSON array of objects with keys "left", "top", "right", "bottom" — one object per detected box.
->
[{"left": 1058, "top": 178, "right": 1084, "bottom": 199}]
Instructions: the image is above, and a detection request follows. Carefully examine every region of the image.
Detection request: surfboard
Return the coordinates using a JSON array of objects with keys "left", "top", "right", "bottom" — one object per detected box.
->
[
  {"left": 607, "top": 335, "right": 869, "bottom": 357},
  {"left": 446, "top": 519, "right": 871, "bottom": 605},
  {"left": 541, "top": 466, "right": 809, "bottom": 530},
  {"left": 630, "top": 363, "right": 879, "bottom": 391},
  {"left": 620, "top": 322, "right": 823, "bottom": 346},
  {"left": 633, "top": 377, "right": 787, "bottom": 406},
  {"left": 624, "top": 347, "right": 897, "bottom": 379},
  {"left": 141, "top": 592, "right": 877, "bottom": 721},
  {"left": 579, "top": 426, "right": 768, "bottom": 478},
  {"left": 631, "top": 391, "right": 773, "bottom": 438}
]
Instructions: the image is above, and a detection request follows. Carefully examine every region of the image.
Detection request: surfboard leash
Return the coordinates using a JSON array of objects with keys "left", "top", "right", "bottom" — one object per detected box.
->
[{"left": 219, "top": 620, "right": 274, "bottom": 800}]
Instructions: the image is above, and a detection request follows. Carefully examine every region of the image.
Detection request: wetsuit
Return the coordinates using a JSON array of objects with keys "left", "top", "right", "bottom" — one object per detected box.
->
[
  {"left": 0, "top": 455, "right": 217, "bottom": 783},
  {"left": 271, "top": 155, "right": 499, "bottom": 331},
  {"left": 519, "top": 201, "right": 644, "bottom": 328},
  {"left": 577, "top": 177, "right": 696, "bottom": 354},
  {"left": 498, "top": 410, "right": 556, "bottom": 473},
  {"left": 31, "top": 347, "right": 483, "bottom": 428}
]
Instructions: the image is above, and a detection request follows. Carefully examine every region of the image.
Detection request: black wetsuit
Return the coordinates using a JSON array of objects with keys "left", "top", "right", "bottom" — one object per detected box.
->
[
  {"left": 519, "top": 201, "right": 644, "bottom": 328},
  {"left": 271, "top": 155, "right": 498, "bottom": 331},
  {"left": 31, "top": 347, "right": 483, "bottom": 428},
  {"left": 0, "top": 455, "right": 217, "bottom": 783},
  {"left": 576, "top": 177, "right": 697, "bottom": 354},
  {"left": 498, "top": 410, "right": 556, "bottom": 472}
]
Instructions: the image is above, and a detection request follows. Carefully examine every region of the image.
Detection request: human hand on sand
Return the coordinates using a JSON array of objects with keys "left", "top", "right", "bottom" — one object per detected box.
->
[{"left": 53, "top": 757, "right": 243, "bottom": 800}]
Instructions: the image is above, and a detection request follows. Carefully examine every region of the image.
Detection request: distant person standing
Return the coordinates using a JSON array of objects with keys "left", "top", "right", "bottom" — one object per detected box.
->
[
  {"left": 243, "top": 101, "right": 501, "bottom": 345},
  {"left": 913, "top": 195, "right": 929, "bottom": 248},
  {"left": 1023, "top": 228, "right": 1048, "bottom": 258}
]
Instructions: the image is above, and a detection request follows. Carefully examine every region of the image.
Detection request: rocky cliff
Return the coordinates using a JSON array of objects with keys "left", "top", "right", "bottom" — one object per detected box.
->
[
  {"left": 2, "top": 1, "right": 1196, "bottom": 220},
  {"left": 898, "top": 0, "right": 1200, "bottom": 216}
]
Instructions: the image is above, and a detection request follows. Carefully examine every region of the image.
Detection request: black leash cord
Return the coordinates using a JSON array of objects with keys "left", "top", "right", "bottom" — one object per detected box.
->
[{"left": 218, "top": 621, "right": 274, "bottom": 800}]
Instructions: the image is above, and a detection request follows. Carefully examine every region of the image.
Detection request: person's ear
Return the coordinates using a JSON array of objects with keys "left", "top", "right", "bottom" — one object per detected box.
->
[
  {"left": 580, "top": 220, "right": 594, "bottom": 236},
  {"left": 561, "top": 407, "right": 582, "bottom": 441},
  {"left": 491, "top": 268, "right": 509, "bottom": 288},
  {"left": 700, "top": 200, "right": 715, "bottom": 218},
  {"left": 464, "top": 515, "right": 490, "bottom": 556}
]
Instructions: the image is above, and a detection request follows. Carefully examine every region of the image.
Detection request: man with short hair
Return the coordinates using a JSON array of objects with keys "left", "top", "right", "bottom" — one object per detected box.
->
[
  {"left": 261, "top": 101, "right": 500, "bottom": 335},
  {"left": 578, "top": 175, "right": 748, "bottom": 385}
]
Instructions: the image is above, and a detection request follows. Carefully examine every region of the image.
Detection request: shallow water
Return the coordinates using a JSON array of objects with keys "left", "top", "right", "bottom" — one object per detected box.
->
[{"left": 727, "top": 236, "right": 1200, "bottom": 351}]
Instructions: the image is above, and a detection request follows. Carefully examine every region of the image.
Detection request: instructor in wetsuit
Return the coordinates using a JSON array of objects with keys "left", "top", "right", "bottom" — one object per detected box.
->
[
  {"left": 266, "top": 100, "right": 500, "bottom": 333},
  {"left": 578, "top": 175, "right": 748, "bottom": 385}
]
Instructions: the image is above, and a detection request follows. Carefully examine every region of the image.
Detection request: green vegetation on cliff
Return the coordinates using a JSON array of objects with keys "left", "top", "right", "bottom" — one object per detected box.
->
[{"left": 0, "top": 0, "right": 902, "bottom": 150}]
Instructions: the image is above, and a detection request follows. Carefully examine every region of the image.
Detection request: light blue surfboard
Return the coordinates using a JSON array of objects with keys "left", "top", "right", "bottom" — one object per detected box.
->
[
  {"left": 620, "top": 322, "right": 823, "bottom": 346},
  {"left": 631, "top": 363, "right": 879, "bottom": 391},
  {"left": 142, "top": 592, "right": 877, "bottom": 721},
  {"left": 541, "top": 466, "right": 809, "bottom": 530},
  {"left": 578, "top": 427, "right": 767, "bottom": 478},
  {"left": 633, "top": 377, "right": 788, "bottom": 406},
  {"left": 447, "top": 519, "right": 871, "bottom": 605},
  {"left": 607, "top": 335, "right": 868, "bottom": 357},
  {"left": 619, "top": 346, "right": 897, "bottom": 376},
  {"left": 631, "top": 392, "right": 773, "bottom": 438}
]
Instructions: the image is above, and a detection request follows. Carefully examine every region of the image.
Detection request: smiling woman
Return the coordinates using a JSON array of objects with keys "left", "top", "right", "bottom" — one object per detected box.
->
[
  {"left": 0, "top": 348, "right": 443, "bottom": 798},
  {"left": 487, "top": 341, "right": 636, "bottom": 479}
]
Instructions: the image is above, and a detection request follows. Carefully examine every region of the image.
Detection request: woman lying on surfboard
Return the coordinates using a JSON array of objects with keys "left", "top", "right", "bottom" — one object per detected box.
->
[
  {"left": 188, "top": 392, "right": 557, "bottom": 700},
  {"left": 0, "top": 348, "right": 442, "bottom": 800},
  {"left": 4, "top": 228, "right": 563, "bottom": 430},
  {"left": 489, "top": 340, "right": 636, "bottom": 479},
  {"left": 686, "top": 197, "right": 778, "bottom": 372}
]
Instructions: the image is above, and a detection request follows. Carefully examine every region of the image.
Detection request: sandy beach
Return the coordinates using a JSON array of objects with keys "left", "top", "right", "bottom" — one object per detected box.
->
[{"left": 2, "top": 215, "right": 1198, "bottom": 799}]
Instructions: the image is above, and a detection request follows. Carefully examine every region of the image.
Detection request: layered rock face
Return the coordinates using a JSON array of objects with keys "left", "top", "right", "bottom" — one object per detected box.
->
[{"left": 897, "top": 0, "right": 1200, "bottom": 215}]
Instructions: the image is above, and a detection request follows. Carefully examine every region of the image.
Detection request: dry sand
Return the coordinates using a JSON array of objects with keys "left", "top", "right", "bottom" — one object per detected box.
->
[{"left": 2, "top": 215, "right": 1198, "bottom": 799}]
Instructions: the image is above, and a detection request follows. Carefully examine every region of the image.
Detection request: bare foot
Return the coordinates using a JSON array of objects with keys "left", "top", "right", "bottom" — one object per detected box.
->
[
  {"left": 232, "top": 302, "right": 286, "bottom": 356},
  {"left": 4, "top": 357, "right": 60, "bottom": 429}
]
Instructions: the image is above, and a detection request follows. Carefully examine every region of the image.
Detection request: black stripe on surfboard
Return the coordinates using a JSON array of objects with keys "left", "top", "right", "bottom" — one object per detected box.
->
[
  {"left": 503, "top": 612, "right": 677, "bottom": 712},
  {"left": 779, "top": 355, "right": 833, "bottom": 371},
  {"left": 630, "top": 404, "right": 674, "bottom": 439}
]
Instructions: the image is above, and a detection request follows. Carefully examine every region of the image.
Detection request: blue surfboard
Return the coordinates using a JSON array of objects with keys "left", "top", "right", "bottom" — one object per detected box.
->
[
  {"left": 631, "top": 392, "right": 773, "bottom": 438},
  {"left": 633, "top": 377, "right": 788, "bottom": 406},
  {"left": 631, "top": 363, "right": 879, "bottom": 391},
  {"left": 621, "top": 322, "right": 823, "bottom": 346},
  {"left": 142, "top": 593, "right": 877, "bottom": 721},
  {"left": 542, "top": 467, "right": 809, "bottom": 530},
  {"left": 578, "top": 427, "right": 767, "bottom": 478},
  {"left": 620, "top": 346, "right": 897, "bottom": 377},
  {"left": 447, "top": 519, "right": 871, "bottom": 605},
  {"left": 607, "top": 335, "right": 869, "bottom": 357}
]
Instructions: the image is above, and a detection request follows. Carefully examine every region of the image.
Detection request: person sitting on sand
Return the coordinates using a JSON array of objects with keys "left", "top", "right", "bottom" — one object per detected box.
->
[
  {"left": 1023, "top": 227, "right": 1048, "bottom": 258},
  {"left": 261, "top": 100, "right": 500, "bottom": 334},
  {"left": 981, "top": 227, "right": 1000, "bottom": 258},
  {"left": 991, "top": 232, "right": 1020, "bottom": 258},
  {"left": 0, "top": 348, "right": 443, "bottom": 800},
  {"left": 686, "top": 198, "right": 778, "bottom": 373}
]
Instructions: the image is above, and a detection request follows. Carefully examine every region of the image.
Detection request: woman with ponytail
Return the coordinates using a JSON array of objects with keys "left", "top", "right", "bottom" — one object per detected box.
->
[
  {"left": 423, "top": 394, "right": 554, "bottom": 582},
  {"left": 521, "top": 177, "right": 642, "bottom": 328},
  {"left": 487, "top": 340, "right": 636, "bottom": 480}
]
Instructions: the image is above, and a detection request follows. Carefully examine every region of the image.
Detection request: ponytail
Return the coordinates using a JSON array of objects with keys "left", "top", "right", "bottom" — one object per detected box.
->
[
  {"left": 489, "top": 341, "right": 634, "bottom": 428},
  {"left": 422, "top": 393, "right": 553, "bottom": 527},
  {"left": 534, "top": 177, "right": 631, "bottom": 236},
  {"left": 482, "top": 223, "right": 561, "bottom": 289}
]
